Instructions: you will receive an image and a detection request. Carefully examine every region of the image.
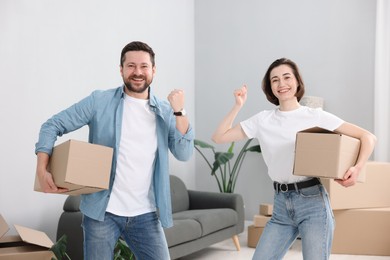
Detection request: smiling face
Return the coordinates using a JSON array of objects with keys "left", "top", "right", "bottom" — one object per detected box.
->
[
  {"left": 120, "top": 50, "right": 156, "bottom": 99},
  {"left": 261, "top": 58, "right": 305, "bottom": 107},
  {"left": 270, "top": 64, "right": 299, "bottom": 104}
]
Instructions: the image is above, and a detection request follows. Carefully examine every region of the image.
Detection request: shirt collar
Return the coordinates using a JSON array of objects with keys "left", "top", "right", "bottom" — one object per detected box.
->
[{"left": 121, "top": 85, "right": 158, "bottom": 110}]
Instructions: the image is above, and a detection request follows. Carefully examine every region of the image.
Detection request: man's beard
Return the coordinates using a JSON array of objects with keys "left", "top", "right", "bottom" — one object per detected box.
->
[
  {"left": 124, "top": 81, "right": 150, "bottom": 93},
  {"left": 123, "top": 76, "right": 153, "bottom": 94}
]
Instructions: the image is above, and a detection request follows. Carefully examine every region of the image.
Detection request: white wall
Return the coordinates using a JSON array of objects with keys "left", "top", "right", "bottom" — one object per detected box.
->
[
  {"left": 0, "top": 0, "right": 195, "bottom": 240},
  {"left": 0, "top": 0, "right": 385, "bottom": 244},
  {"left": 375, "top": 0, "right": 390, "bottom": 162},
  {"left": 194, "top": 0, "right": 378, "bottom": 220}
]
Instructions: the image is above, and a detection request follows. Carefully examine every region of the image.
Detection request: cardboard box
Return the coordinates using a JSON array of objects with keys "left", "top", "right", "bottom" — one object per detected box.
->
[
  {"left": 293, "top": 127, "right": 363, "bottom": 181},
  {"left": 0, "top": 214, "right": 55, "bottom": 260},
  {"left": 247, "top": 225, "right": 264, "bottom": 248},
  {"left": 0, "top": 216, "right": 7, "bottom": 239},
  {"left": 253, "top": 215, "right": 271, "bottom": 228},
  {"left": 321, "top": 161, "right": 390, "bottom": 210},
  {"left": 34, "top": 139, "right": 113, "bottom": 195},
  {"left": 259, "top": 204, "right": 273, "bottom": 216},
  {"left": 332, "top": 208, "right": 390, "bottom": 256}
]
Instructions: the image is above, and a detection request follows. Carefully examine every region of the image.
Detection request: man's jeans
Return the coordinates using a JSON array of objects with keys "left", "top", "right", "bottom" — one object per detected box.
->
[
  {"left": 82, "top": 211, "right": 170, "bottom": 260},
  {"left": 252, "top": 184, "right": 334, "bottom": 260}
]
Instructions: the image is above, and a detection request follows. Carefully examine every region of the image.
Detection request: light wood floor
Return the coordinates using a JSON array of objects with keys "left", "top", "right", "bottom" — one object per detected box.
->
[{"left": 178, "top": 222, "right": 390, "bottom": 260}]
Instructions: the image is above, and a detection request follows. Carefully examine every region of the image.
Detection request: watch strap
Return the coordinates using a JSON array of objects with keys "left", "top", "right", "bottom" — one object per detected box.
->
[{"left": 173, "top": 108, "right": 186, "bottom": 116}]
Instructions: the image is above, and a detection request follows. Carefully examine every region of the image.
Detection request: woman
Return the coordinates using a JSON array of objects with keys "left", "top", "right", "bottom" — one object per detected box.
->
[{"left": 212, "top": 58, "right": 376, "bottom": 259}]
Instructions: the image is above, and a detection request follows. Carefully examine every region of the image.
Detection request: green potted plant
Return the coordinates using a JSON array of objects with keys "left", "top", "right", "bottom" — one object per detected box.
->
[
  {"left": 50, "top": 235, "right": 70, "bottom": 260},
  {"left": 194, "top": 138, "right": 261, "bottom": 193},
  {"left": 113, "top": 238, "right": 135, "bottom": 260}
]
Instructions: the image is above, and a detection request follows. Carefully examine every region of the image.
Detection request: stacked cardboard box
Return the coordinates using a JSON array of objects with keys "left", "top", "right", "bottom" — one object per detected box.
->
[
  {"left": 247, "top": 204, "right": 273, "bottom": 248},
  {"left": 321, "top": 162, "right": 390, "bottom": 210},
  {"left": 332, "top": 207, "right": 390, "bottom": 256},
  {"left": 323, "top": 161, "right": 390, "bottom": 256}
]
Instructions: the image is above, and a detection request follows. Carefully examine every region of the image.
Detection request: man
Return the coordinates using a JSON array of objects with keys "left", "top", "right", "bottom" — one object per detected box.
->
[{"left": 35, "top": 41, "right": 194, "bottom": 259}]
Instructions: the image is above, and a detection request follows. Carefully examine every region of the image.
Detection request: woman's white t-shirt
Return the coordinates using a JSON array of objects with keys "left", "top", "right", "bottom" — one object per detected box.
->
[{"left": 240, "top": 106, "right": 344, "bottom": 183}]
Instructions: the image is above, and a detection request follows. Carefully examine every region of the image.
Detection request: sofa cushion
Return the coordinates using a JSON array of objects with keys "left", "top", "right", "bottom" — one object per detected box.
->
[
  {"left": 173, "top": 208, "right": 238, "bottom": 236},
  {"left": 170, "top": 175, "right": 190, "bottom": 213},
  {"left": 164, "top": 219, "right": 202, "bottom": 247}
]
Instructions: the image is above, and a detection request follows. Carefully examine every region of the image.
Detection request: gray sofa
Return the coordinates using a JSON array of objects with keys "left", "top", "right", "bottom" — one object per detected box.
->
[{"left": 57, "top": 175, "right": 245, "bottom": 259}]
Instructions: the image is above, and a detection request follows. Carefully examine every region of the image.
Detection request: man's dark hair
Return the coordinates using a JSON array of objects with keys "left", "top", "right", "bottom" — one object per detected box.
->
[
  {"left": 261, "top": 58, "right": 305, "bottom": 106},
  {"left": 120, "top": 41, "right": 155, "bottom": 67}
]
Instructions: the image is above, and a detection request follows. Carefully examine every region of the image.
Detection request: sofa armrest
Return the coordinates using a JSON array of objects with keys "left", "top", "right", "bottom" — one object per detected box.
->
[{"left": 187, "top": 190, "right": 245, "bottom": 233}]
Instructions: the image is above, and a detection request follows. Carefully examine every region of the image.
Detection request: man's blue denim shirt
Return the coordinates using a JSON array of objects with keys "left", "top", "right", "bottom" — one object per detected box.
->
[{"left": 35, "top": 86, "right": 194, "bottom": 228}]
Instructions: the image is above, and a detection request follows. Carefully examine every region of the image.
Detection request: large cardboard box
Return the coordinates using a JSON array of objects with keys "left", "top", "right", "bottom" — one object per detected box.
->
[
  {"left": 253, "top": 215, "right": 271, "bottom": 228},
  {"left": 0, "top": 214, "right": 55, "bottom": 260},
  {"left": 247, "top": 225, "right": 264, "bottom": 248},
  {"left": 321, "top": 161, "right": 390, "bottom": 210},
  {"left": 293, "top": 127, "right": 363, "bottom": 181},
  {"left": 34, "top": 139, "right": 113, "bottom": 195},
  {"left": 332, "top": 208, "right": 390, "bottom": 256},
  {"left": 259, "top": 204, "right": 273, "bottom": 216}
]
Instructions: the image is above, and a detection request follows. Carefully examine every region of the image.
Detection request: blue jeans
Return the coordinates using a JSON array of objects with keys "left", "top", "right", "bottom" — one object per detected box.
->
[
  {"left": 82, "top": 211, "right": 170, "bottom": 260},
  {"left": 252, "top": 184, "right": 334, "bottom": 260}
]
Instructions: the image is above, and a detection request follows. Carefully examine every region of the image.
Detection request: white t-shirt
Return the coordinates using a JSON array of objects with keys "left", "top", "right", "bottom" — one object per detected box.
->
[
  {"left": 240, "top": 106, "right": 344, "bottom": 183},
  {"left": 106, "top": 94, "right": 157, "bottom": 217}
]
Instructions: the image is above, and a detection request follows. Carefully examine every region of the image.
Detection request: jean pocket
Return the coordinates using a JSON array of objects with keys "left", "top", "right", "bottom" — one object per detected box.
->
[{"left": 299, "top": 185, "right": 321, "bottom": 197}]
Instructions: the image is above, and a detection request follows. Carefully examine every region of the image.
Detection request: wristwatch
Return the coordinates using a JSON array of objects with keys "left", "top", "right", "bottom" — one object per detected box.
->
[{"left": 173, "top": 108, "right": 186, "bottom": 116}]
